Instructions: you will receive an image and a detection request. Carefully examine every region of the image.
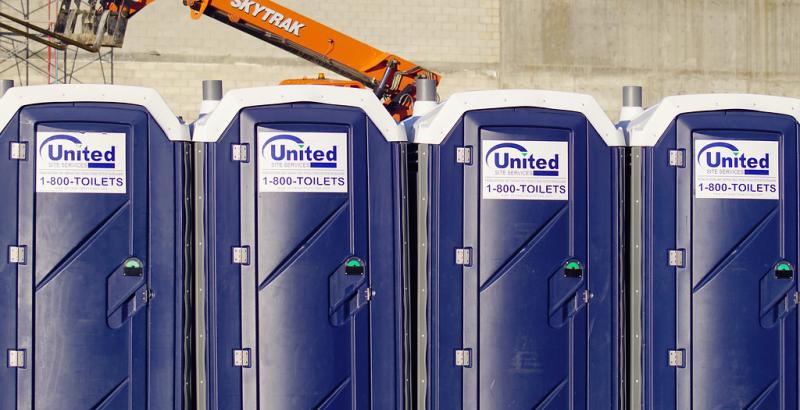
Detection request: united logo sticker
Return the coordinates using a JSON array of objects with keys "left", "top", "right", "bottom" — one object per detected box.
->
[
  {"left": 694, "top": 139, "right": 779, "bottom": 200},
  {"left": 482, "top": 140, "right": 569, "bottom": 201},
  {"left": 36, "top": 131, "right": 126, "bottom": 194},
  {"left": 258, "top": 131, "right": 348, "bottom": 193}
]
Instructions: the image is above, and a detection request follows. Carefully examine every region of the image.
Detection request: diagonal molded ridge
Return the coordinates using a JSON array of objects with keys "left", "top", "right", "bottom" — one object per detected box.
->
[
  {"left": 90, "top": 377, "right": 129, "bottom": 410},
  {"left": 314, "top": 377, "right": 350, "bottom": 410},
  {"left": 480, "top": 205, "right": 568, "bottom": 293},
  {"left": 36, "top": 201, "right": 130, "bottom": 292},
  {"left": 533, "top": 378, "right": 568, "bottom": 410},
  {"left": 258, "top": 201, "right": 348, "bottom": 291},
  {"left": 693, "top": 207, "right": 778, "bottom": 294},
  {"left": 745, "top": 379, "right": 779, "bottom": 410}
]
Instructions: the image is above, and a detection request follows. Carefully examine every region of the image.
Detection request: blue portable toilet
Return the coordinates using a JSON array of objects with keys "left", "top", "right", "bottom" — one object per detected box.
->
[
  {"left": 411, "top": 90, "right": 625, "bottom": 409},
  {"left": 0, "top": 84, "right": 190, "bottom": 409},
  {"left": 192, "top": 85, "right": 409, "bottom": 409},
  {"left": 627, "top": 94, "right": 800, "bottom": 409}
]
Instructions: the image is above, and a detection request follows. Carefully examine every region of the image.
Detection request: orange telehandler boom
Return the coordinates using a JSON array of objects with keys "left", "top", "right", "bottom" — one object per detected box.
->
[
  {"left": 0, "top": 0, "right": 440, "bottom": 119},
  {"left": 185, "top": 0, "right": 440, "bottom": 118}
]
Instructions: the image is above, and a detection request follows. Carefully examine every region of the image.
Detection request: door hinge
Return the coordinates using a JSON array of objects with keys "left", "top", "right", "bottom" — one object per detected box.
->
[
  {"left": 231, "top": 144, "right": 249, "bottom": 162},
  {"left": 794, "top": 291, "right": 799, "bottom": 305},
  {"left": 364, "top": 287, "right": 375, "bottom": 302},
  {"left": 455, "top": 248, "right": 472, "bottom": 266},
  {"left": 8, "top": 246, "right": 26, "bottom": 264},
  {"left": 9, "top": 142, "right": 27, "bottom": 160},
  {"left": 455, "top": 349, "right": 472, "bottom": 367},
  {"left": 456, "top": 147, "right": 472, "bottom": 165},
  {"left": 668, "top": 249, "right": 685, "bottom": 267},
  {"left": 668, "top": 149, "right": 685, "bottom": 167},
  {"left": 233, "top": 348, "right": 251, "bottom": 368},
  {"left": 232, "top": 246, "right": 250, "bottom": 265},
  {"left": 668, "top": 349, "right": 685, "bottom": 367},
  {"left": 7, "top": 349, "right": 25, "bottom": 368}
]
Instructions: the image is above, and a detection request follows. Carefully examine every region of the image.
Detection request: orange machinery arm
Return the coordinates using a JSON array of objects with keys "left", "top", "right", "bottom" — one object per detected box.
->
[{"left": 182, "top": 0, "right": 440, "bottom": 119}]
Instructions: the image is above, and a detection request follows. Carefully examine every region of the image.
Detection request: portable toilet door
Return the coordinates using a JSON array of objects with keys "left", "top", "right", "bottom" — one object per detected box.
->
[
  {"left": 192, "top": 86, "right": 409, "bottom": 409},
  {"left": 628, "top": 94, "right": 800, "bottom": 409},
  {"left": 0, "top": 85, "right": 190, "bottom": 409},
  {"left": 412, "top": 90, "right": 625, "bottom": 409}
]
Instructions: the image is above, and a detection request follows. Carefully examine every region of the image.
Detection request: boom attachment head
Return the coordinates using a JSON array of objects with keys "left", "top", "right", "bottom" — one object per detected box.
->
[
  {"left": 52, "top": 0, "right": 152, "bottom": 50},
  {"left": 0, "top": 0, "right": 148, "bottom": 52}
]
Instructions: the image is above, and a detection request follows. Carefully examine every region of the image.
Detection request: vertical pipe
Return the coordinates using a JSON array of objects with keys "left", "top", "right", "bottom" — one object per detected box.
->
[
  {"left": 199, "top": 80, "right": 223, "bottom": 116},
  {"left": 0, "top": 79, "right": 14, "bottom": 96},
  {"left": 619, "top": 86, "right": 644, "bottom": 124},
  {"left": 412, "top": 78, "right": 437, "bottom": 117}
]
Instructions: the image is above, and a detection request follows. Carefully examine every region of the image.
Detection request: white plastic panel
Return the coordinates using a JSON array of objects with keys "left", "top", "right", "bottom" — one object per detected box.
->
[
  {"left": 411, "top": 89, "right": 624, "bottom": 146},
  {"left": 0, "top": 84, "right": 189, "bottom": 141},
  {"left": 628, "top": 94, "right": 800, "bottom": 147},
  {"left": 192, "top": 85, "right": 406, "bottom": 143}
]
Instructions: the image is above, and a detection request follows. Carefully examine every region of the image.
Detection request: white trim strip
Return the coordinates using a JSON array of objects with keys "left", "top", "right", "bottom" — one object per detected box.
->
[
  {"left": 628, "top": 94, "right": 800, "bottom": 147},
  {"left": 192, "top": 85, "right": 406, "bottom": 143},
  {"left": 0, "top": 84, "right": 189, "bottom": 141},
  {"left": 411, "top": 89, "right": 624, "bottom": 146}
]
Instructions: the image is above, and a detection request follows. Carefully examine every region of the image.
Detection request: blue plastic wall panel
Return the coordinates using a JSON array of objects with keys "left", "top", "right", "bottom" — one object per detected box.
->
[
  {"left": 204, "top": 103, "right": 406, "bottom": 409},
  {"left": 424, "top": 107, "right": 621, "bottom": 409},
  {"left": 0, "top": 102, "right": 185, "bottom": 409},
  {"left": 639, "top": 110, "right": 799, "bottom": 409}
]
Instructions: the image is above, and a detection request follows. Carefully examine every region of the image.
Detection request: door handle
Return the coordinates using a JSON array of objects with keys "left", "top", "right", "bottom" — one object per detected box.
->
[
  {"left": 107, "top": 257, "right": 149, "bottom": 329},
  {"left": 760, "top": 261, "right": 796, "bottom": 328},
  {"left": 549, "top": 259, "right": 586, "bottom": 328},
  {"left": 329, "top": 256, "right": 368, "bottom": 326}
]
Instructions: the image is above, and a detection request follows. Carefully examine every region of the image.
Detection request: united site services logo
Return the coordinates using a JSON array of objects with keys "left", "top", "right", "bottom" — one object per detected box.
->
[
  {"left": 485, "top": 142, "right": 560, "bottom": 176},
  {"left": 261, "top": 134, "right": 338, "bottom": 168},
  {"left": 39, "top": 134, "right": 117, "bottom": 169},
  {"left": 696, "top": 141, "right": 770, "bottom": 175}
]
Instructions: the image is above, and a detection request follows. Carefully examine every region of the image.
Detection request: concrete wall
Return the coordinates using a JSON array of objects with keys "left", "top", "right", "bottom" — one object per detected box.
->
[{"left": 5, "top": 0, "right": 800, "bottom": 121}]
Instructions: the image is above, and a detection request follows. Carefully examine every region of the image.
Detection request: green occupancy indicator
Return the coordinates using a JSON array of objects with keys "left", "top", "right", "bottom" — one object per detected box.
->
[
  {"left": 124, "top": 257, "right": 144, "bottom": 277},
  {"left": 564, "top": 260, "right": 583, "bottom": 278},
  {"left": 775, "top": 261, "right": 794, "bottom": 279},
  {"left": 345, "top": 257, "right": 365, "bottom": 276}
]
